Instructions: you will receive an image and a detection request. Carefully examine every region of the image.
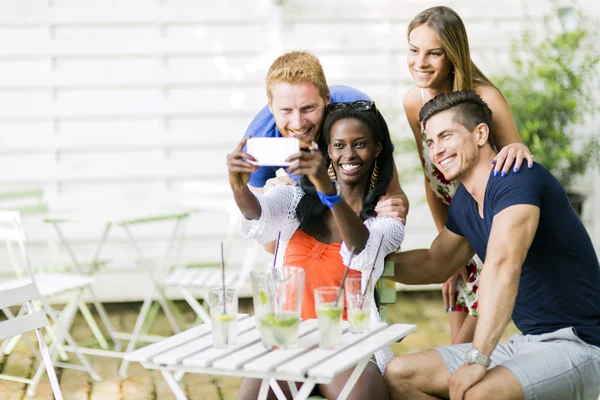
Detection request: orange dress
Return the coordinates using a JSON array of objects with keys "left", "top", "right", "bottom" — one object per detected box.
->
[{"left": 284, "top": 229, "right": 361, "bottom": 320}]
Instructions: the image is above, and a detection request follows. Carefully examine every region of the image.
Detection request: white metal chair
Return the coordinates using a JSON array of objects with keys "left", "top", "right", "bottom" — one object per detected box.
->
[
  {"left": 0, "top": 282, "right": 64, "bottom": 399},
  {"left": 0, "top": 188, "right": 117, "bottom": 354},
  {"left": 0, "top": 211, "right": 106, "bottom": 395}
]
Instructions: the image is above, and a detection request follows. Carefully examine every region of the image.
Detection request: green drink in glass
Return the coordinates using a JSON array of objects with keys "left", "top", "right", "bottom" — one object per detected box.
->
[
  {"left": 251, "top": 266, "right": 305, "bottom": 349},
  {"left": 345, "top": 277, "right": 371, "bottom": 333},
  {"left": 314, "top": 287, "right": 344, "bottom": 349},
  {"left": 257, "top": 312, "right": 300, "bottom": 348}
]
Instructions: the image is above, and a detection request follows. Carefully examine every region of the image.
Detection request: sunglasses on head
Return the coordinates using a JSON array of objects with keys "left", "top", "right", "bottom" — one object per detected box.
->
[{"left": 326, "top": 100, "right": 376, "bottom": 115}]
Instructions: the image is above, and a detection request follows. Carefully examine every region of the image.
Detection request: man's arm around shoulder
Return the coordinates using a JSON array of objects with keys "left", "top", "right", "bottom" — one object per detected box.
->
[{"left": 390, "top": 227, "right": 474, "bottom": 285}]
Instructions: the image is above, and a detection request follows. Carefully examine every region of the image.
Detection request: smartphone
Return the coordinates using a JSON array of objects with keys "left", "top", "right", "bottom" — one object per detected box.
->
[{"left": 246, "top": 137, "right": 300, "bottom": 166}]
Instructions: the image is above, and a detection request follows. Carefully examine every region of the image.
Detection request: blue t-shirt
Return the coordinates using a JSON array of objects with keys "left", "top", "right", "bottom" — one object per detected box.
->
[
  {"left": 446, "top": 164, "right": 600, "bottom": 347},
  {"left": 242, "top": 85, "right": 370, "bottom": 188}
]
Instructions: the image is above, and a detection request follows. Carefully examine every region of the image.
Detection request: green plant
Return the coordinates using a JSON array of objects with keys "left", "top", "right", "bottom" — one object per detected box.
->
[{"left": 495, "top": 6, "right": 600, "bottom": 188}]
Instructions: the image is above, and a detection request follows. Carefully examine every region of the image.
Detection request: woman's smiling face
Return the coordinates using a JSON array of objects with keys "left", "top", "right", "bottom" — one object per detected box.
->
[
  {"left": 328, "top": 117, "right": 381, "bottom": 187},
  {"left": 407, "top": 24, "right": 453, "bottom": 89}
]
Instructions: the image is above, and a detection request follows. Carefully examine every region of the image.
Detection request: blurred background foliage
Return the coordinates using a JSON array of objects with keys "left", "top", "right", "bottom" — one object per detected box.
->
[{"left": 495, "top": 5, "right": 600, "bottom": 189}]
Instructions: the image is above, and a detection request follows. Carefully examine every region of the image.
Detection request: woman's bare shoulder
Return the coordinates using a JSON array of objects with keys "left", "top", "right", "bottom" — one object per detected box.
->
[
  {"left": 403, "top": 86, "right": 422, "bottom": 111},
  {"left": 474, "top": 84, "right": 506, "bottom": 105}
]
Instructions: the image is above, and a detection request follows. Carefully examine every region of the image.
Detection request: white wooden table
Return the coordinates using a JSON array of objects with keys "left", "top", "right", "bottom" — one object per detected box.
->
[{"left": 126, "top": 314, "right": 416, "bottom": 400}]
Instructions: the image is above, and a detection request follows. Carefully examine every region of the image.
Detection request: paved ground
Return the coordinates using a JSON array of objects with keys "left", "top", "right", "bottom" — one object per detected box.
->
[{"left": 0, "top": 292, "right": 519, "bottom": 399}]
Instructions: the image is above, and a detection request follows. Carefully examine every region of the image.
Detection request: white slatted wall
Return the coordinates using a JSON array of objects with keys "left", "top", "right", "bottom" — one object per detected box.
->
[{"left": 0, "top": 0, "right": 598, "bottom": 301}]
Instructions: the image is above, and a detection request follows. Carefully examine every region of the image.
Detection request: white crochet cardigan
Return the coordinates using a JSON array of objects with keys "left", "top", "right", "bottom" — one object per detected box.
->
[{"left": 238, "top": 185, "right": 405, "bottom": 373}]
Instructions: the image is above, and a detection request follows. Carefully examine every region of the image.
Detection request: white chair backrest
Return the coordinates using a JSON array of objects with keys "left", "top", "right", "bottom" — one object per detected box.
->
[
  {"left": 0, "top": 211, "right": 27, "bottom": 242},
  {"left": 0, "top": 283, "right": 48, "bottom": 341},
  {"left": 0, "top": 211, "right": 36, "bottom": 281}
]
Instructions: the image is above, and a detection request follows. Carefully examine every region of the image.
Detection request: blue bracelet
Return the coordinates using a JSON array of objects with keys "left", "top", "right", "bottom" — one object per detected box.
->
[{"left": 317, "top": 182, "right": 342, "bottom": 209}]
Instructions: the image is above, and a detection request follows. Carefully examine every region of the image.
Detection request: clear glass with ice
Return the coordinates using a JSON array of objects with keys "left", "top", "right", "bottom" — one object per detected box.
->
[
  {"left": 208, "top": 287, "right": 238, "bottom": 348},
  {"left": 314, "top": 286, "right": 344, "bottom": 349},
  {"left": 345, "top": 277, "right": 372, "bottom": 333},
  {"left": 251, "top": 266, "right": 305, "bottom": 349}
]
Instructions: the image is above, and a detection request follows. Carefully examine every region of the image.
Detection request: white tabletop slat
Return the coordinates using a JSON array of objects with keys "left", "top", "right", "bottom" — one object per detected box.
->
[
  {"left": 307, "top": 324, "right": 417, "bottom": 380},
  {"left": 210, "top": 341, "right": 271, "bottom": 371},
  {"left": 242, "top": 329, "right": 321, "bottom": 373},
  {"left": 125, "top": 314, "right": 248, "bottom": 363},
  {"left": 126, "top": 324, "right": 211, "bottom": 363},
  {"left": 152, "top": 335, "right": 214, "bottom": 365},
  {"left": 153, "top": 316, "right": 257, "bottom": 365},
  {"left": 275, "top": 322, "right": 387, "bottom": 376},
  {"left": 211, "top": 318, "right": 318, "bottom": 371},
  {"left": 181, "top": 329, "right": 262, "bottom": 368}
]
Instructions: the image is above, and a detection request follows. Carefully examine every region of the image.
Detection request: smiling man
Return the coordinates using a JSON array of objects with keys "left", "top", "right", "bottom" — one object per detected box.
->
[
  {"left": 385, "top": 90, "right": 600, "bottom": 400},
  {"left": 241, "top": 51, "right": 408, "bottom": 223}
]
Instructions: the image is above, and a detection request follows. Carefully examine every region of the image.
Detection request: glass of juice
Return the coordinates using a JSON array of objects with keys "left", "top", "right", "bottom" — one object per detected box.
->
[
  {"left": 251, "top": 266, "right": 304, "bottom": 349},
  {"left": 314, "top": 286, "right": 344, "bottom": 349},
  {"left": 208, "top": 287, "right": 238, "bottom": 348},
  {"left": 345, "top": 277, "right": 371, "bottom": 333}
]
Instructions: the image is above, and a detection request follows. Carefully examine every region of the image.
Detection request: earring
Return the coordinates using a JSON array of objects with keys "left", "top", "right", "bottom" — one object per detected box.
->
[
  {"left": 328, "top": 162, "right": 336, "bottom": 181},
  {"left": 369, "top": 159, "right": 379, "bottom": 191}
]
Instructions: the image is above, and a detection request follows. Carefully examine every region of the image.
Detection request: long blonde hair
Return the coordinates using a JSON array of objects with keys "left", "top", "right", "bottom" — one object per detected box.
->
[{"left": 408, "top": 6, "right": 494, "bottom": 90}]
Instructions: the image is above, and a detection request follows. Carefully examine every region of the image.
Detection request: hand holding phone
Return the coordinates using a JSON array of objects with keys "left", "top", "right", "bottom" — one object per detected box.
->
[{"left": 246, "top": 137, "right": 300, "bottom": 166}]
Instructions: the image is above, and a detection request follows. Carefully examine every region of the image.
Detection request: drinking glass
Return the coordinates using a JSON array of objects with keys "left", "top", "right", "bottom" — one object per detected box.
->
[
  {"left": 251, "top": 266, "right": 305, "bottom": 349},
  {"left": 345, "top": 277, "right": 372, "bottom": 333},
  {"left": 208, "top": 287, "right": 237, "bottom": 348},
  {"left": 314, "top": 286, "right": 344, "bottom": 349}
]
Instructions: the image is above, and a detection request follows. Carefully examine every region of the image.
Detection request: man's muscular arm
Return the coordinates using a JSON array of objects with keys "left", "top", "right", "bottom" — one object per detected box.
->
[{"left": 390, "top": 227, "right": 475, "bottom": 285}]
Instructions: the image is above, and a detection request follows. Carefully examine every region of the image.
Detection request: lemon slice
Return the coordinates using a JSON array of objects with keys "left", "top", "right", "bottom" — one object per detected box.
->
[
  {"left": 317, "top": 307, "right": 342, "bottom": 320},
  {"left": 350, "top": 310, "right": 368, "bottom": 323},
  {"left": 212, "top": 315, "right": 235, "bottom": 322},
  {"left": 259, "top": 290, "right": 268, "bottom": 305},
  {"left": 260, "top": 312, "right": 299, "bottom": 328}
]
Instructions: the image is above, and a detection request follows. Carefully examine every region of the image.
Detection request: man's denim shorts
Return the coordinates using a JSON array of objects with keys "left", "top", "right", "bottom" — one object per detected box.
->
[{"left": 435, "top": 327, "right": 600, "bottom": 400}]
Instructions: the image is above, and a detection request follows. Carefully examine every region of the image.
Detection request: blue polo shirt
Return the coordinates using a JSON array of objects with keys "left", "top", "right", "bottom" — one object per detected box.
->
[
  {"left": 446, "top": 164, "right": 600, "bottom": 347},
  {"left": 242, "top": 85, "right": 370, "bottom": 188}
]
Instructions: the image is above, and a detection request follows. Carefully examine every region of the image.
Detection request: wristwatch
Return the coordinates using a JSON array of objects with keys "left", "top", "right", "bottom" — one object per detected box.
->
[
  {"left": 465, "top": 347, "right": 491, "bottom": 368},
  {"left": 316, "top": 180, "right": 343, "bottom": 209}
]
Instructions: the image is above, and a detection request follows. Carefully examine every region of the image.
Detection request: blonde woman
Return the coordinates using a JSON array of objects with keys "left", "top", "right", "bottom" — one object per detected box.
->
[{"left": 402, "top": 6, "right": 533, "bottom": 344}]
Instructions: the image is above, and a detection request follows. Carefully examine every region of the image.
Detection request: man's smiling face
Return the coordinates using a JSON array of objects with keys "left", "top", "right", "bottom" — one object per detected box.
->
[
  {"left": 269, "top": 81, "right": 330, "bottom": 147},
  {"left": 424, "top": 109, "right": 482, "bottom": 182}
]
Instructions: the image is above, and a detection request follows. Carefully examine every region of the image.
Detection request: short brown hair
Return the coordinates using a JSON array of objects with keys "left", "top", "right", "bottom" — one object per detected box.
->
[
  {"left": 265, "top": 51, "right": 328, "bottom": 103},
  {"left": 419, "top": 90, "right": 494, "bottom": 146}
]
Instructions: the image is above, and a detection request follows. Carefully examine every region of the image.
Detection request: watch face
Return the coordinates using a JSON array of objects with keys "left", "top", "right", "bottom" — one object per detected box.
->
[
  {"left": 466, "top": 348, "right": 478, "bottom": 363},
  {"left": 465, "top": 348, "right": 490, "bottom": 367}
]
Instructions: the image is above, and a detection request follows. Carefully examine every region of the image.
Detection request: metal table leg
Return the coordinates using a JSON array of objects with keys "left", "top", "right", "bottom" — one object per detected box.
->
[{"left": 161, "top": 370, "right": 188, "bottom": 400}]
